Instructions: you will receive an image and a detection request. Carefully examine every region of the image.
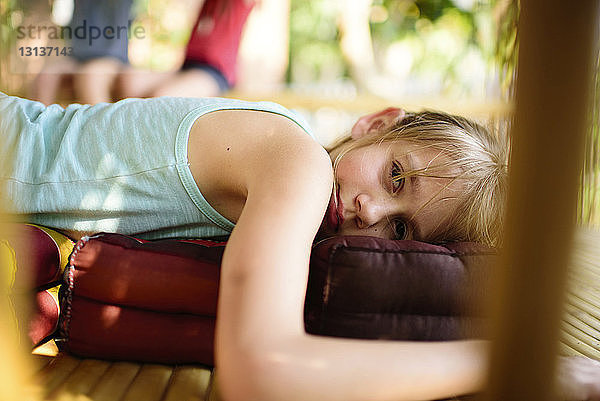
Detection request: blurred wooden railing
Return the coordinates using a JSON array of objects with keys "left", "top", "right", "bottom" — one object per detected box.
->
[{"left": 485, "top": 2, "right": 599, "bottom": 401}]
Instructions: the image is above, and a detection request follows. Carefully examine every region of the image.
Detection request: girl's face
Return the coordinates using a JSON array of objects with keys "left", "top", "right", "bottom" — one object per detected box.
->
[{"left": 319, "top": 139, "right": 464, "bottom": 241}]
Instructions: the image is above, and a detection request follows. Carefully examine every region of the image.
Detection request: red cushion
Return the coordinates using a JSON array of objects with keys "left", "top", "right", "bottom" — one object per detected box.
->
[
  {"left": 59, "top": 233, "right": 225, "bottom": 364},
  {"left": 58, "top": 232, "right": 495, "bottom": 366},
  {"left": 63, "top": 296, "right": 215, "bottom": 365},
  {"left": 66, "top": 235, "right": 223, "bottom": 314}
]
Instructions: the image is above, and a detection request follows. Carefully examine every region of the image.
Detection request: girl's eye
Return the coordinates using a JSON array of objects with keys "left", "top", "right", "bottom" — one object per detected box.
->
[
  {"left": 391, "top": 160, "right": 405, "bottom": 193},
  {"left": 393, "top": 219, "right": 407, "bottom": 240}
]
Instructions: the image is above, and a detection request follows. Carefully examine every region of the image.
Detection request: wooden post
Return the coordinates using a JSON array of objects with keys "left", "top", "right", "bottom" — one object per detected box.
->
[
  {"left": 486, "top": 1, "right": 599, "bottom": 400},
  {"left": 0, "top": 225, "right": 35, "bottom": 399}
]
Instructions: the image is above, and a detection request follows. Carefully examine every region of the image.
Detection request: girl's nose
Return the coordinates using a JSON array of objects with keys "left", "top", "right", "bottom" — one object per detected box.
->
[{"left": 355, "top": 193, "right": 390, "bottom": 229}]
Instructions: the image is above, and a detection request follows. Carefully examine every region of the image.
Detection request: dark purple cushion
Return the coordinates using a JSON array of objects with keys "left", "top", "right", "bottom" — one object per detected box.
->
[{"left": 304, "top": 236, "right": 495, "bottom": 341}]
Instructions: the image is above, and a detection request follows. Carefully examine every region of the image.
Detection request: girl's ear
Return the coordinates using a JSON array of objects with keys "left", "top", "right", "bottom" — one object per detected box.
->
[{"left": 350, "top": 107, "right": 405, "bottom": 139}]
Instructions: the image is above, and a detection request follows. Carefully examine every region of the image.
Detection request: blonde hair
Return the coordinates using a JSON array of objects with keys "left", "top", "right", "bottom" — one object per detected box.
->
[{"left": 328, "top": 111, "right": 509, "bottom": 247}]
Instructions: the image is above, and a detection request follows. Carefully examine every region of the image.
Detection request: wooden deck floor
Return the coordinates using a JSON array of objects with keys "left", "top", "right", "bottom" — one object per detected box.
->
[
  {"left": 562, "top": 227, "right": 600, "bottom": 359},
  {"left": 28, "top": 228, "right": 600, "bottom": 401},
  {"left": 31, "top": 345, "right": 219, "bottom": 401}
]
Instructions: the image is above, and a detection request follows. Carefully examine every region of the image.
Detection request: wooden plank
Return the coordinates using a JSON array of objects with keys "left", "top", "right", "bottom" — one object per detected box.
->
[
  {"left": 30, "top": 354, "right": 54, "bottom": 373},
  {"left": 205, "top": 371, "right": 220, "bottom": 401},
  {"left": 37, "top": 354, "right": 82, "bottom": 397},
  {"left": 162, "top": 366, "right": 212, "bottom": 401},
  {"left": 561, "top": 319, "right": 600, "bottom": 354},
  {"left": 559, "top": 228, "right": 600, "bottom": 361},
  {"left": 564, "top": 303, "right": 600, "bottom": 334},
  {"left": 566, "top": 291, "right": 600, "bottom": 321},
  {"left": 557, "top": 340, "right": 584, "bottom": 358},
  {"left": 45, "top": 358, "right": 111, "bottom": 400},
  {"left": 86, "top": 362, "right": 142, "bottom": 401},
  {"left": 560, "top": 329, "right": 600, "bottom": 360},
  {"left": 121, "top": 364, "right": 174, "bottom": 401}
]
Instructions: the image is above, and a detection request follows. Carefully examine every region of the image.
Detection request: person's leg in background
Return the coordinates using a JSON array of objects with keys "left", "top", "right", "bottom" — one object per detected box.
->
[
  {"left": 148, "top": 64, "right": 228, "bottom": 98},
  {"left": 118, "top": 0, "right": 253, "bottom": 99},
  {"left": 73, "top": 57, "right": 125, "bottom": 104},
  {"left": 29, "top": 58, "right": 77, "bottom": 105}
]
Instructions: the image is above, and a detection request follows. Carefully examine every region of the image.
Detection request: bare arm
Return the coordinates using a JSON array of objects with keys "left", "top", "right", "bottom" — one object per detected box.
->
[{"left": 212, "top": 114, "right": 488, "bottom": 401}]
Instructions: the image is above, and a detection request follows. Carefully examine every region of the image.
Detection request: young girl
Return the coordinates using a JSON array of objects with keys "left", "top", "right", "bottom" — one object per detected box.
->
[{"left": 1, "top": 93, "right": 598, "bottom": 400}]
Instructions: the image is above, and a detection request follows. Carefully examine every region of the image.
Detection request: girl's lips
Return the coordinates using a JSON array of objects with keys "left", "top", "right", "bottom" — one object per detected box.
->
[
  {"left": 325, "top": 187, "right": 345, "bottom": 233},
  {"left": 327, "top": 184, "right": 344, "bottom": 233},
  {"left": 326, "top": 193, "right": 339, "bottom": 232},
  {"left": 335, "top": 188, "right": 344, "bottom": 227}
]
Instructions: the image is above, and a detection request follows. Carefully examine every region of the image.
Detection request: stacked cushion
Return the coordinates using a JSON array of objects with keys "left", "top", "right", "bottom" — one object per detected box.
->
[
  {"left": 59, "top": 234, "right": 225, "bottom": 365},
  {"left": 57, "top": 232, "right": 495, "bottom": 366}
]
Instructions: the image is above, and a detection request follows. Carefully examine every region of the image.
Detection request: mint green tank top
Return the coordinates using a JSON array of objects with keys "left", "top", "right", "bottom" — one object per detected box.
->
[{"left": 0, "top": 93, "right": 315, "bottom": 240}]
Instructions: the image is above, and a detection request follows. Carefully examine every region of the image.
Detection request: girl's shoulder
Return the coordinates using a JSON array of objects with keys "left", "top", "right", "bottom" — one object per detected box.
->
[
  {"left": 188, "top": 107, "right": 332, "bottom": 212},
  {"left": 186, "top": 97, "right": 316, "bottom": 142},
  {"left": 190, "top": 106, "right": 326, "bottom": 162}
]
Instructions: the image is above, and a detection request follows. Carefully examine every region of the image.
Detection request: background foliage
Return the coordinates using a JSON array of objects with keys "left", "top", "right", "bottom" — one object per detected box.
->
[{"left": 289, "top": 0, "right": 500, "bottom": 98}]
